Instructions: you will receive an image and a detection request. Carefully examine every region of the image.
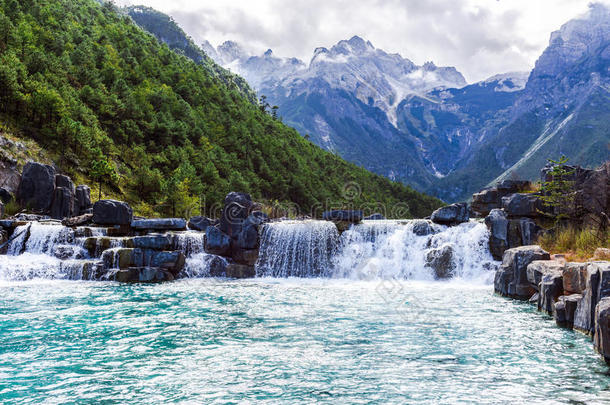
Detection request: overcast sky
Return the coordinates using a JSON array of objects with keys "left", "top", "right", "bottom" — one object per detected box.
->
[{"left": 113, "top": 0, "right": 607, "bottom": 82}]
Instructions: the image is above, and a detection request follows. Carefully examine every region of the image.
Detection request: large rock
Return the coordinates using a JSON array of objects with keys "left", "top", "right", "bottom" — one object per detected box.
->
[
  {"left": 411, "top": 220, "right": 435, "bottom": 236},
  {"left": 554, "top": 294, "right": 582, "bottom": 328},
  {"left": 92, "top": 200, "right": 133, "bottom": 225},
  {"left": 485, "top": 209, "right": 508, "bottom": 260},
  {"left": 205, "top": 226, "right": 231, "bottom": 256},
  {"left": 220, "top": 192, "right": 254, "bottom": 238},
  {"left": 431, "top": 203, "right": 469, "bottom": 225},
  {"left": 322, "top": 210, "right": 363, "bottom": 222},
  {"left": 526, "top": 260, "right": 564, "bottom": 290},
  {"left": 226, "top": 263, "right": 255, "bottom": 279},
  {"left": 538, "top": 272, "right": 564, "bottom": 314},
  {"left": 232, "top": 246, "right": 260, "bottom": 266},
  {"left": 425, "top": 245, "right": 455, "bottom": 279},
  {"left": 62, "top": 213, "right": 93, "bottom": 227},
  {"left": 17, "top": 162, "right": 56, "bottom": 212},
  {"left": 75, "top": 185, "right": 92, "bottom": 215},
  {"left": 495, "top": 245, "right": 550, "bottom": 299},
  {"left": 574, "top": 262, "right": 610, "bottom": 335},
  {"left": 145, "top": 251, "right": 185, "bottom": 274},
  {"left": 364, "top": 213, "right": 385, "bottom": 220},
  {"left": 0, "top": 187, "right": 13, "bottom": 204},
  {"left": 133, "top": 235, "right": 171, "bottom": 250},
  {"left": 131, "top": 218, "right": 186, "bottom": 231},
  {"left": 50, "top": 186, "right": 73, "bottom": 220},
  {"left": 112, "top": 267, "right": 175, "bottom": 283},
  {"left": 502, "top": 193, "right": 543, "bottom": 217},
  {"left": 188, "top": 216, "right": 216, "bottom": 232},
  {"left": 101, "top": 248, "right": 144, "bottom": 270},
  {"left": 471, "top": 181, "right": 532, "bottom": 217},
  {"left": 595, "top": 297, "right": 610, "bottom": 364},
  {"left": 563, "top": 262, "right": 588, "bottom": 294}
]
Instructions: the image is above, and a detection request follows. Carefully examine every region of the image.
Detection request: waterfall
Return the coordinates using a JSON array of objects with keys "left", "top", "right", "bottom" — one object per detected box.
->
[
  {"left": 173, "top": 231, "right": 205, "bottom": 257},
  {"left": 333, "top": 220, "right": 496, "bottom": 282},
  {"left": 255, "top": 220, "right": 340, "bottom": 277}
]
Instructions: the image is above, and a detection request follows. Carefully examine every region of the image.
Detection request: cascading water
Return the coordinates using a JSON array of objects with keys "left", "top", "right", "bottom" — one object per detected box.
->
[
  {"left": 333, "top": 220, "right": 496, "bottom": 282},
  {"left": 255, "top": 220, "right": 340, "bottom": 277}
]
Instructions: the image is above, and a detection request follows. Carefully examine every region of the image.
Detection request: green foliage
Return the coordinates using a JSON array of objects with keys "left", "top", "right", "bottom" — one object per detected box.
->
[
  {"left": 90, "top": 156, "right": 119, "bottom": 200},
  {"left": 0, "top": 0, "right": 442, "bottom": 218},
  {"left": 538, "top": 155, "right": 575, "bottom": 223},
  {"left": 538, "top": 225, "right": 609, "bottom": 262}
]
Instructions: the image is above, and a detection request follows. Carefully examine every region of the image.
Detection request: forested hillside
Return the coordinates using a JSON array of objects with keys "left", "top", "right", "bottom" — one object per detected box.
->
[{"left": 0, "top": 0, "right": 441, "bottom": 217}]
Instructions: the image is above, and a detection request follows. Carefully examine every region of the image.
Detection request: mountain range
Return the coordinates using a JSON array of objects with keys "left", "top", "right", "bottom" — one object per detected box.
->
[{"left": 163, "top": 3, "right": 609, "bottom": 202}]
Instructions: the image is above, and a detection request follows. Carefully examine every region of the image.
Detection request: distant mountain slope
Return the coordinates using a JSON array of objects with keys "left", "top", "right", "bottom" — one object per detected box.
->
[
  {"left": 125, "top": 6, "right": 257, "bottom": 104},
  {"left": 0, "top": 0, "right": 442, "bottom": 217}
]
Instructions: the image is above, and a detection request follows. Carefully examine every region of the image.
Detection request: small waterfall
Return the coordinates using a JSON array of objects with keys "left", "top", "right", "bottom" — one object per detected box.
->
[
  {"left": 255, "top": 221, "right": 340, "bottom": 277},
  {"left": 181, "top": 253, "right": 228, "bottom": 278},
  {"left": 173, "top": 231, "right": 205, "bottom": 257},
  {"left": 333, "top": 220, "right": 495, "bottom": 282}
]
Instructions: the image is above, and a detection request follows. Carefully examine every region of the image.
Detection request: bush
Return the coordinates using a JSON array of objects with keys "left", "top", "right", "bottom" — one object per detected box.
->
[{"left": 538, "top": 225, "right": 610, "bottom": 262}]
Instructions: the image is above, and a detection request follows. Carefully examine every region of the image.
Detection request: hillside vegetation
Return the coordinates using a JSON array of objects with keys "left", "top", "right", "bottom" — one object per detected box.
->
[{"left": 0, "top": 0, "right": 441, "bottom": 217}]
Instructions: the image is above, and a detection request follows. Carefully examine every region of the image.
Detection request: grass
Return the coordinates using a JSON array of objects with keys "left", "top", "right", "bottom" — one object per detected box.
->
[{"left": 538, "top": 225, "right": 610, "bottom": 262}]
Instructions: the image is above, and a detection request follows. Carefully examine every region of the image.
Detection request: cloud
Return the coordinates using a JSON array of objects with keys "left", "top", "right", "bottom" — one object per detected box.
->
[{"left": 114, "top": 0, "right": 604, "bottom": 82}]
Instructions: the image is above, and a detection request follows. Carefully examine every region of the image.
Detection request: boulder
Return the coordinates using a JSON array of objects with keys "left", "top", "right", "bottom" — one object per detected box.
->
[
  {"left": 495, "top": 245, "right": 550, "bottom": 299},
  {"left": 112, "top": 267, "right": 175, "bottom": 283},
  {"left": 131, "top": 218, "right": 186, "bottom": 231},
  {"left": 101, "top": 248, "right": 144, "bottom": 270},
  {"left": 485, "top": 209, "right": 508, "bottom": 260},
  {"left": 574, "top": 262, "right": 610, "bottom": 335},
  {"left": 594, "top": 248, "right": 610, "bottom": 261},
  {"left": 538, "top": 272, "right": 564, "bottom": 314},
  {"left": 322, "top": 210, "right": 363, "bottom": 223},
  {"left": 496, "top": 180, "right": 532, "bottom": 193},
  {"left": 472, "top": 189, "right": 502, "bottom": 217},
  {"left": 425, "top": 245, "right": 455, "bottom": 279},
  {"left": 220, "top": 192, "right": 254, "bottom": 238},
  {"left": 431, "top": 203, "right": 469, "bottom": 225},
  {"left": 411, "top": 220, "right": 435, "bottom": 236},
  {"left": 75, "top": 185, "right": 92, "bottom": 215},
  {"left": 519, "top": 218, "right": 541, "bottom": 246},
  {"left": 0, "top": 187, "right": 13, "bottom": 204},
  {"left": 594, "top": 297, "right": 610, "bottom": 364},
  {"left": 226, "top": 263, "right": 256, "bottom": 279},
  {"left": 133, "top": 235, "right": 171, "bottom": 250},
  {"left": 205, "top": 226, "right": 231, "bottom": 256},
  {"left": 188, "top": 216, "right": 216, "bottom": 232},
  {"left": 554, "top": 294, "right": 582, "bottom": 328},
  {"left": 207, "top": 255, "right": 229, "bottom": 277},
  {"left": 92, "top": 200, "right": 133, "bottom": 225},
  {"left": 526, "top": 260, "right": 564, "bottom": 290},
  {"left": 232, "top": 246, "right": 260, "bottom": 266},
  {"left": 55, "top": 174, "right": 75, "bottom": 194},
  {"left": 502, "top": 193, "right": 543, "bottom": 217},
  {"left": 364, "top": 213, "right": 386, "bottom": 220},
  {"left": 62, "top": 213, "right": 93, "bottom": 227},
  {"left": 17, "top": 162, "right": 56, "bottom": 212},
  {"left": 563, "top": 262, "right": 588, "bottom": 294},
  {"left": 145, "top": 251, "right": 185, "bottom": 274},
  {"left": 50, "top": 186, "right": 74, "bottom": 220}
]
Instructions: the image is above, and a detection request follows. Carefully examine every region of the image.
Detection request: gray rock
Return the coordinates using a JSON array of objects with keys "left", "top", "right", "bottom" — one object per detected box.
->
[
  {"left": 220, "top": 192, "right": 253, "bottom": 238},
  {"left": 471, "top": 189, "right": 501, "bottom": 217},
  {"left": 364, "top": 213, "right": 386, "bottom": 220},
  {"left": 131, "top": 218, "right": 186, "bottom": 231},
  {"left": 554, "top": 294, "right": 582, "bottom": 328},
  {"left": 75, "top": 185, "right": 92, "bottom": 215},
  {"left": 188, "top": 216, "right": 216, "bottom": 231},
  {"left": 232, "top": 245, "right": 260, "bottom": 266},
  {"left": 145, "top": 251, "right": 185, "bottom": 274},
  {"left": 594, "top": 297, "right": 610, "bottom": 364},
  {"left": 205, "top": 226, "right": 231, "bottom": 256},
  {"left": 50, "top": 186, "right": 74, "bottom": 220},
  {"left": 526, "top": 260, "right": 565, "bottom": 290},
  {"left": 411, "top": 220, "right": 435, "bottom": 236},
  {"left": 226, "top": 263, "right": 255, "bottom": 279},
  {"left": 425, "top": 245, "right": 456, "bottom": 279},
  {"left": 502, "top": 193, "right": 543, "bottom": 217},
  {"left": 538, "top": 272, "right": 564, "bottom": 314},
  {"left": 563, "top": 262, "right": 588, "bottom": 294},
  {"left": 322, "top": 210, "right": 363, "bottom": 222},
  {"left": 112, "top": 267, "right": 175, "bottom": 283},
  {"left": 431, "top": 203, "right": 469, "bottom": 225},
  {"left": 495, "top": 245, "right": 550, "bottom": 299},
  {"left": 133, "top": 235, "right": 171, "bottom": 250},
  {"left": 574, "top": 262, "right": 610, "bottom": 335},
  {"left": 62, "top": 213, "right": 93, "bottom": 227},
  {"left": 485, "top": 209, "right": 508, "bottom": 260},
  {"left": 0, "top": 187, "right": 13, "bottom": 204},
  {"left": 93, "top": 200, "right": 133, "bottom": 225},
  {"left": 17, "top": 162, "right": 56, "bottom": 213},
  {"left": 208, "top": 255, "right": 229, "bottom": 277}
]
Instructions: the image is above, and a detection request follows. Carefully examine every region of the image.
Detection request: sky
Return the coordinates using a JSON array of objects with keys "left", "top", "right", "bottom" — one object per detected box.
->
[{"left": 113, "top": 0, "right": 608, "bottom": 82}]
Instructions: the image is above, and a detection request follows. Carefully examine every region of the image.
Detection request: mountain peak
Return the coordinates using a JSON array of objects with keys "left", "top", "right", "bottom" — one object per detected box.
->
[{"left": 217, "top": 40, "right": 248, "bottom": 63}]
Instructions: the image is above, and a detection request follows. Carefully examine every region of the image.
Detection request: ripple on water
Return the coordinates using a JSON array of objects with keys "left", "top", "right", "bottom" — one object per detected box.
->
[{"left": 0, "top": 279, "right": 609, "bottom": 404}]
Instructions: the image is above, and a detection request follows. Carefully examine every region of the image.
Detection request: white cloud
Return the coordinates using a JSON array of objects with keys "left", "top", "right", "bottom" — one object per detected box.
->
[{"left": 113, "top": 0, "right": 608, "bottom": 82}]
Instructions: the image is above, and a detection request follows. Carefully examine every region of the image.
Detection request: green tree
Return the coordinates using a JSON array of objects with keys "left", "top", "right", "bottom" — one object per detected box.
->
[
  {"left": 539, "top": 155, "right": 576, "bottom": 224},
  {"left": 91, "top": 157, "right": 118, "bottom": 200}
]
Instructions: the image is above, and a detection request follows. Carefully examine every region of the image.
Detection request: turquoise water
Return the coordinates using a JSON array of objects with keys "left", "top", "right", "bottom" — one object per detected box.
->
[{"left": 1, "top": 279, "right": 609, "bottom": 404}]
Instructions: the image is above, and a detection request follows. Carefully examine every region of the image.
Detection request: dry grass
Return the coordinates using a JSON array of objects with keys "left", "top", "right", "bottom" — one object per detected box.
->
[{"left": 538, "top": 225, "right": 610, "bottom": 262}]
